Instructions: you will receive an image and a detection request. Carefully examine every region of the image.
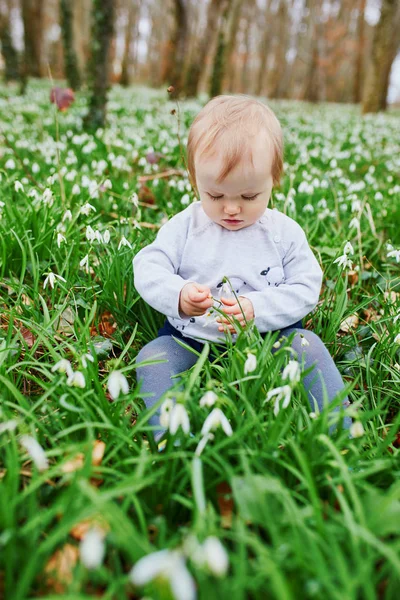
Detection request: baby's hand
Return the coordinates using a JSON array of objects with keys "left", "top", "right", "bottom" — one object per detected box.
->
[
  {"left": 179, "top": 282, "right": 213, "bottom": 317},
  {"left": 217, "top": 296, "right": 254, "bottom": 333}
]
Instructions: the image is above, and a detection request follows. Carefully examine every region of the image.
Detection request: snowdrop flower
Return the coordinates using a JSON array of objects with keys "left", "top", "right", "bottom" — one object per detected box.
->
[
  {"left": 108, "top": 370, "right": 129, "bottom": 399},
  {"left": 201, "top": 408, "right": 233, "bottom": 437},
  {"left": 299, "top": 333, "right": 310, "bottom": 347},
  {"left": 202, "top": 537, "right": 229, "bottom": 577},
  {"left": 282, "top": 360, "right": 301, "bottom": 383},
  {"left": 94, "top": 230, "right": 104, "bottom": 243},
  {"left": 19, "top": 435, "right": 49, "bottom": 471},
  {"left": 169, "top": 404, "right": 190, "bottom": 435},
  {"left": 80, "top": 202, "right": 96, "bottom": 216},
  {"left": 43, "top": 271, "right": 67, "bottom": 290},
  {"left": 199, "top": 390, "right": 218, "bottom": 408},
  {"left": 129, "top": 549, "right": 196, "bottom": 600},
  {"left": 118, "top": 236, "right": 132, "bottom": 250},
  {"left": 103, "top": 230, "right": 110, "bottom": 244},
  {"left": 394, "top": 333, "right": 400, "bottom": 345},
  {"left": 219, "top": 281, "right": 233, "bottom": 300},
  {"left": 72, "top": 183, "right": 81, "bottom": 195},
  {"left": 131, "top": 192, "right": 139, "bottom": 208},
  {"left": 265, "top": 385, "right": 292, "bottom": 416},
  {"left": 387, "top": 249, "right": 400, "bottom": 263},
  {"left": 181, "top": 193, "right": 190, "bottom": 205},
  {"left": 51, "top": 358, "right": 73, "bottom": 378},
  {"left": 81, "top": 353, "right": 94, "bottom": 369},
  {"left": 0, "top": 419, "right": 18, "bottom": 434},
  {"left": 160, "top": 398, "right": 174, "bottom": 428},
  {"left": 244, "top": 352, "right": 257, "bottom": 374},
  {"left": 62, "top": 209, "right": 73, "bottom": 222},
  {"left": 57, "top": 233, "right": 66, "bottom": 248},
  {"left": 333, "top": 254, "right": 353, "bottom": 269},
  {"left": 86, "top": 225, "right": 95, "bottom": 242},
  {"left": 42, "top": 188, "right": 54, "bottom": 206},
  {"left": 80, "top": 528, "right": 106, "bottom": 570},
  {"left": 102, "top": 178, "right": 112, "bottom": 189},
  {"left": 67, "top": 371, "right": 86, "bottom": 388},
  {"left": 14, "top": 180, "right": 24, "bottom": 192},
  {"left": 5, "top": 158, "right": 16, "bottom": 169},
  {"left": 349, "top": 217, "right": 360, "bottom": 230},
  {"left": 350, "top": 421, "right": 364, "bottom": 438},
  {"left": 79, "top": 254, "right": 89, "bottom": 273},
  {"left": 343, "top": 241, "right": 354, "bottom": 255}
]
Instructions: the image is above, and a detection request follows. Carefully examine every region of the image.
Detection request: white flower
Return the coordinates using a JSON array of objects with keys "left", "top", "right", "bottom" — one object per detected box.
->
[
  {"left": 86, "top": 225, "right": 95, "bottom": 242},
  {"left": 350, "top": 421, "right": 365, "bottom": 438},
  {"left": 80, "top": 528, "right": 106, "bottom": 570},
  {"left": 202, "top": 537, "right": 229, "bottom": 577},
  {"left": 265, "top": 385, "right": 292, "bottom": 416},
  {"left": 201, "top": 408, "right": 233, "bottom": 437},
  {"left": 5, "top": 158, "right": 16, "bottom": 169},
  {"left": 80, "top": 202, "right": 96, "bottom": 216},
  {"left": 102, "top": 179, "right": 112, "bottom": 189},
  {"left": 282, "top": 360, "right": 301, "bottom": 383},
  {"left": 299, "top": 334, "right": 310, "bottom": 347},
  {"left": 14, "top": 180, "right": 24, "bottom": 192},
  {"left": 219, "top": 281, "right": 233, "bottom": 299},
  {"left": 43, "top": 271, "right": 67, "bottom": 290},
  {"left": 130, "top": 549, "right": 196, "bottom": 600},
  {"left": 81, "top": 353, "right": 94, "bottom": 369},
  {"left": 343, "top": 241, "right": 354, "bottom": 255},
  {"left": 349, "top": 217, "right": 360, "bottom": 230},
  {"left": 394, "top": 333, "right": 400, "bottom": 345},
  {"left": 57, "top": 233, "right": 66, "bottom": 248},
  {"left": 387, "top": 249, "right": 400, "bottom": 263},
  {"left": 160, "top": 398, "right": 174, "bottom": 428},
  {"left": 42, "top": 188, "right": 54, "bottom": 206},
  {"left": 19, "top": 435, "right": 49, "bottom": 471},
  {"left": 108, "top": 370, "right": 129, "bottom": 399},
  {"left": 62, "top": 209, "right": 73, "bottom": 222},
  {"left": 72, "top": 183, "right": 81, "bottom": 196},
  {"left": 131, "top": 192, "right": 139, "bottom": 208},
  {"left": 199, "top": 391, "right": 218, "bottom": 408},
  {"left": 0, "top": 419, "right": 18, "bottom": 434},
  {"left": 309, "top": 412, "right": 317, "bottom": 419},
  {"left": 169, "top": 404, "right": 190, "bottom": 435},
  {"left": 79, "top": 254, "right": 89, "bottom": 272},
  {"left": 181, "top": 193, "right": 190, "bottom": 205},
  {"left": 333, "top": 254, "right": 353, "bottom": 269},
  {"left": 244, "top": 352, "right": 257, "bottom": 374},
  {"left": 94, "top": 230, "right": 104, "bottom": 243},
  {"left": 51, "top": 358, "right": 73, "bottom": 378},
  {"left": 67, "top": 371, "right": 86, "bottom": 388},
  {"left": 103, "top": 230, "right": 110, "bottom": 244},
  {"left": 118, "top": 236, "right": 132, "bottom": 250}
]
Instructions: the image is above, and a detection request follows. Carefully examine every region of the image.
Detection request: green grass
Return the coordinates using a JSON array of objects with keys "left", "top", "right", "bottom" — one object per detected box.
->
[{"left": 0, "top": 80, "right": 399, "bottom": 599}]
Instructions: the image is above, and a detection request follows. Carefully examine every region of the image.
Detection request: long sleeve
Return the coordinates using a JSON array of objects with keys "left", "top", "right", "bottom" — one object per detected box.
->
[
  {"left": 239, "top": 228, "right": 323, "bottom": 331},
  {"left": 132, "top": 212, "right": 192, "bottom": 319}
]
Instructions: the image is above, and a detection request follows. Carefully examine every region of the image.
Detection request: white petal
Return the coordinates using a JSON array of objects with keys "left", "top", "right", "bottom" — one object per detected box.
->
[
  {"left": 199, "top": 391, "right": 218, "bottom": 407},
  {"left": 244, "top": 353, "right": 257, "bottom": 374},
  {"left": 129, "top": 549, "right": 172, "bottom": 586},
  {"left": 170, "top": 557, "right": 197, "bottom": 600},
  {"left": 203, "top": 537, "right": 229, "bottom": 577},
  {"left": 80, "top": 528, "right": 106, "bottom": 569},
  {"left": 19, "top": 435, "right": 48, "bottom": 471}
]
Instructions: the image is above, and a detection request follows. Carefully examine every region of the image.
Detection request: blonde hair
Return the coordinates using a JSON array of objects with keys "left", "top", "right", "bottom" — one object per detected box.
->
[{"left": 187, "top": 95, "right": 284, "bottom": 190}]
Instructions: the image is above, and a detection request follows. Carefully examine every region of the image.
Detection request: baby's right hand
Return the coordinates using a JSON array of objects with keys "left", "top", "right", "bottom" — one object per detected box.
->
[{"left": 179, "top": 282, "right": 213, "bottom": 317}]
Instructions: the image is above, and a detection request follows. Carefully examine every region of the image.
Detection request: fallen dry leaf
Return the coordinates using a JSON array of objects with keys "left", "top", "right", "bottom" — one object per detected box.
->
[
  {"left": 90, "top": 310, "right": 117, "bottom": 338},
  {"left": 70, "top": 515, "right": 109, "bottom": 541},
  {"left": 216, "top": 481, "right": 233, "bottom": 529},
  {"left": 340, "top": 314, "right": 359, "bottom": 333},
  {"left": 61, "top": 440, "right": 106, "bottom": 474},
  {"left": 43, "top": 543, "right": 79, "bottom": 593}
]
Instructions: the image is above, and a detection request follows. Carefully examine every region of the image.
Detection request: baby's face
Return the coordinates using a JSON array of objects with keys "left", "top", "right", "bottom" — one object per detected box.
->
[{"left": 195, "top": 133, "right": 274, "bottom": 231}]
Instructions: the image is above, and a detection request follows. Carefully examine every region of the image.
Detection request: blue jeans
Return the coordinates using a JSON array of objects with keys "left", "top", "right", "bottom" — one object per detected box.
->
[{"left": 136, "top": 318, "right": 352, "bottom": 440}]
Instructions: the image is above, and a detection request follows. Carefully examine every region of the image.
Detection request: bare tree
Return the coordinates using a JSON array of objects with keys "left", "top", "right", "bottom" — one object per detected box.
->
[
  {"left": 160, "top": 0, "right": 188, "bottom": 98},
  {"left": 267, "top": 0, "right": 290, "bottom": 98},
  {"left": 84, "top": 0, "right": 115, "bottom": 130},
  {"left": 121, "top": 0, "right": 140, "bottom": 86},
  {"left": 255, "top": 0, "right": 272, "bottom": 96},
  {"left": 225, "top": 0, "right": 243, "bottom": 91},
  {"left": 21, "top": 0, "right": 44, "bottom": 77},
  {"left": 0, "top": 0, "right": 19, "bottom": 81},
  {"left": 210, "top": 0, "right": 234, "bottom": 97},
  {"left": 362, "top": 0, "right": 400, "bottom": 113},
  {"left": 353, "top": 0, "right": 366, "bottom": 103},
  {"left": 60, "top": 0, "right": 81, "bottom": 89},
  {"left": 184, "top": 0, "right": 225, "bottom": 98}
]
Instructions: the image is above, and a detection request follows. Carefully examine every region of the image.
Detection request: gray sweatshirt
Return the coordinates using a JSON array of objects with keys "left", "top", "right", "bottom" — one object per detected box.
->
[{"left": 133, "top": 201, "right": 323, "bottom": 343}]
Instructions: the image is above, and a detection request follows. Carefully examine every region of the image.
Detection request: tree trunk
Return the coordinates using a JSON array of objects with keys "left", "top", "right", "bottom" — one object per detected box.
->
[
  {"left": 267, "top": 0, "right": 289, "bottom": 99},
  {"left": 0, "top": 3, "right": 19, "bottom": 81},
  {"left": 353, "top": 0, "right": 366, "bottom": 103},
  {"left": 183, "top": 0, "right": 224, "bottom": 98},
  {"left": 209, "top": 0, "right": 233, "bottom": 97},
  {"left": 160, "top": 0, "right": 188, "bottom": 99},
  {"left": 83, "top": 0, "right": 115, "bottom": 130},
  {"left": 225, "top": 0, "right": 243, "bottom": 91},
  {"left": 60, "top": 0, "right": 81, "bottom": 89},
  {"left": 362, "top": 0, "right": 400, "bottom": 113},
  {"left": 300, "top": 0, "right": 320, "bottom": 102},
  {"left": 73, "top": 0, "right": 91, "bottom": 78},
  {"left": 120, "top": 0, "right": 139, "bottom": 86},
  {"left": 21, "top": 0, "right": 44, "bottom": 77},
  {"left": 255, "top": 0, "right": 272, "bottom": 97}
]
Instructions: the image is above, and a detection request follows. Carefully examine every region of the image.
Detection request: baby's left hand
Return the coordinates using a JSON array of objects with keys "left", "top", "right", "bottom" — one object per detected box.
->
[{"left": 217, "top": 296, "right": 255, "bottom": 333}]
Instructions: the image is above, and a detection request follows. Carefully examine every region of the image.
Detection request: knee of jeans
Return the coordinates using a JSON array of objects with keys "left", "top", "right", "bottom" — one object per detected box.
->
[
  {"left": 136, "top": 338, "right": 170, "bottom": 370},
  {"left": 289, "top": 329, "right": 325, "bottom": 363}
]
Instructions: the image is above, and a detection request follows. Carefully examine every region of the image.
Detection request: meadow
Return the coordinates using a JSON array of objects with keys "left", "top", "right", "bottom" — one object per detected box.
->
[{"left": 0, "top": 81, "right": 399, "bottom": 599}]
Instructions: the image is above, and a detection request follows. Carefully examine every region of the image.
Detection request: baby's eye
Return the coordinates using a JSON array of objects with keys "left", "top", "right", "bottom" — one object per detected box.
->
[
  {"left": 241, "top": 194, "right": 259, "bottom": 201},
  {"left": 207, "top": 193, "right": 224, "bottom": 201}
]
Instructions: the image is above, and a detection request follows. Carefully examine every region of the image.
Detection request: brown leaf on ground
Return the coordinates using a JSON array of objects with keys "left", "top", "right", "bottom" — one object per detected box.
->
[
  {"left": 216, "top": 481, "right": 233, "bottom": 529},
  {"left": 61, "top": 440, "right": 106, "bottom": 474},
  {"left": 138, "top": 184, "right": 155, "bottom": 204},
  {"left": 339, "top": 314, "right": 359, "bottom": 333},
  {"left": 90, "top": 310, "right": 117, "bottom": 338},
  {"left": 43, "top": 543, "right": 79, "bottom": 593},
  {"left": 347, "top": 270, "right": 358, "bottom": 286},
  {"left": 363, "top": 307, "right": 379, "bottom": 323},
  {"left": 19, "top": 325, "right": 35, "bottom": 348}
]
